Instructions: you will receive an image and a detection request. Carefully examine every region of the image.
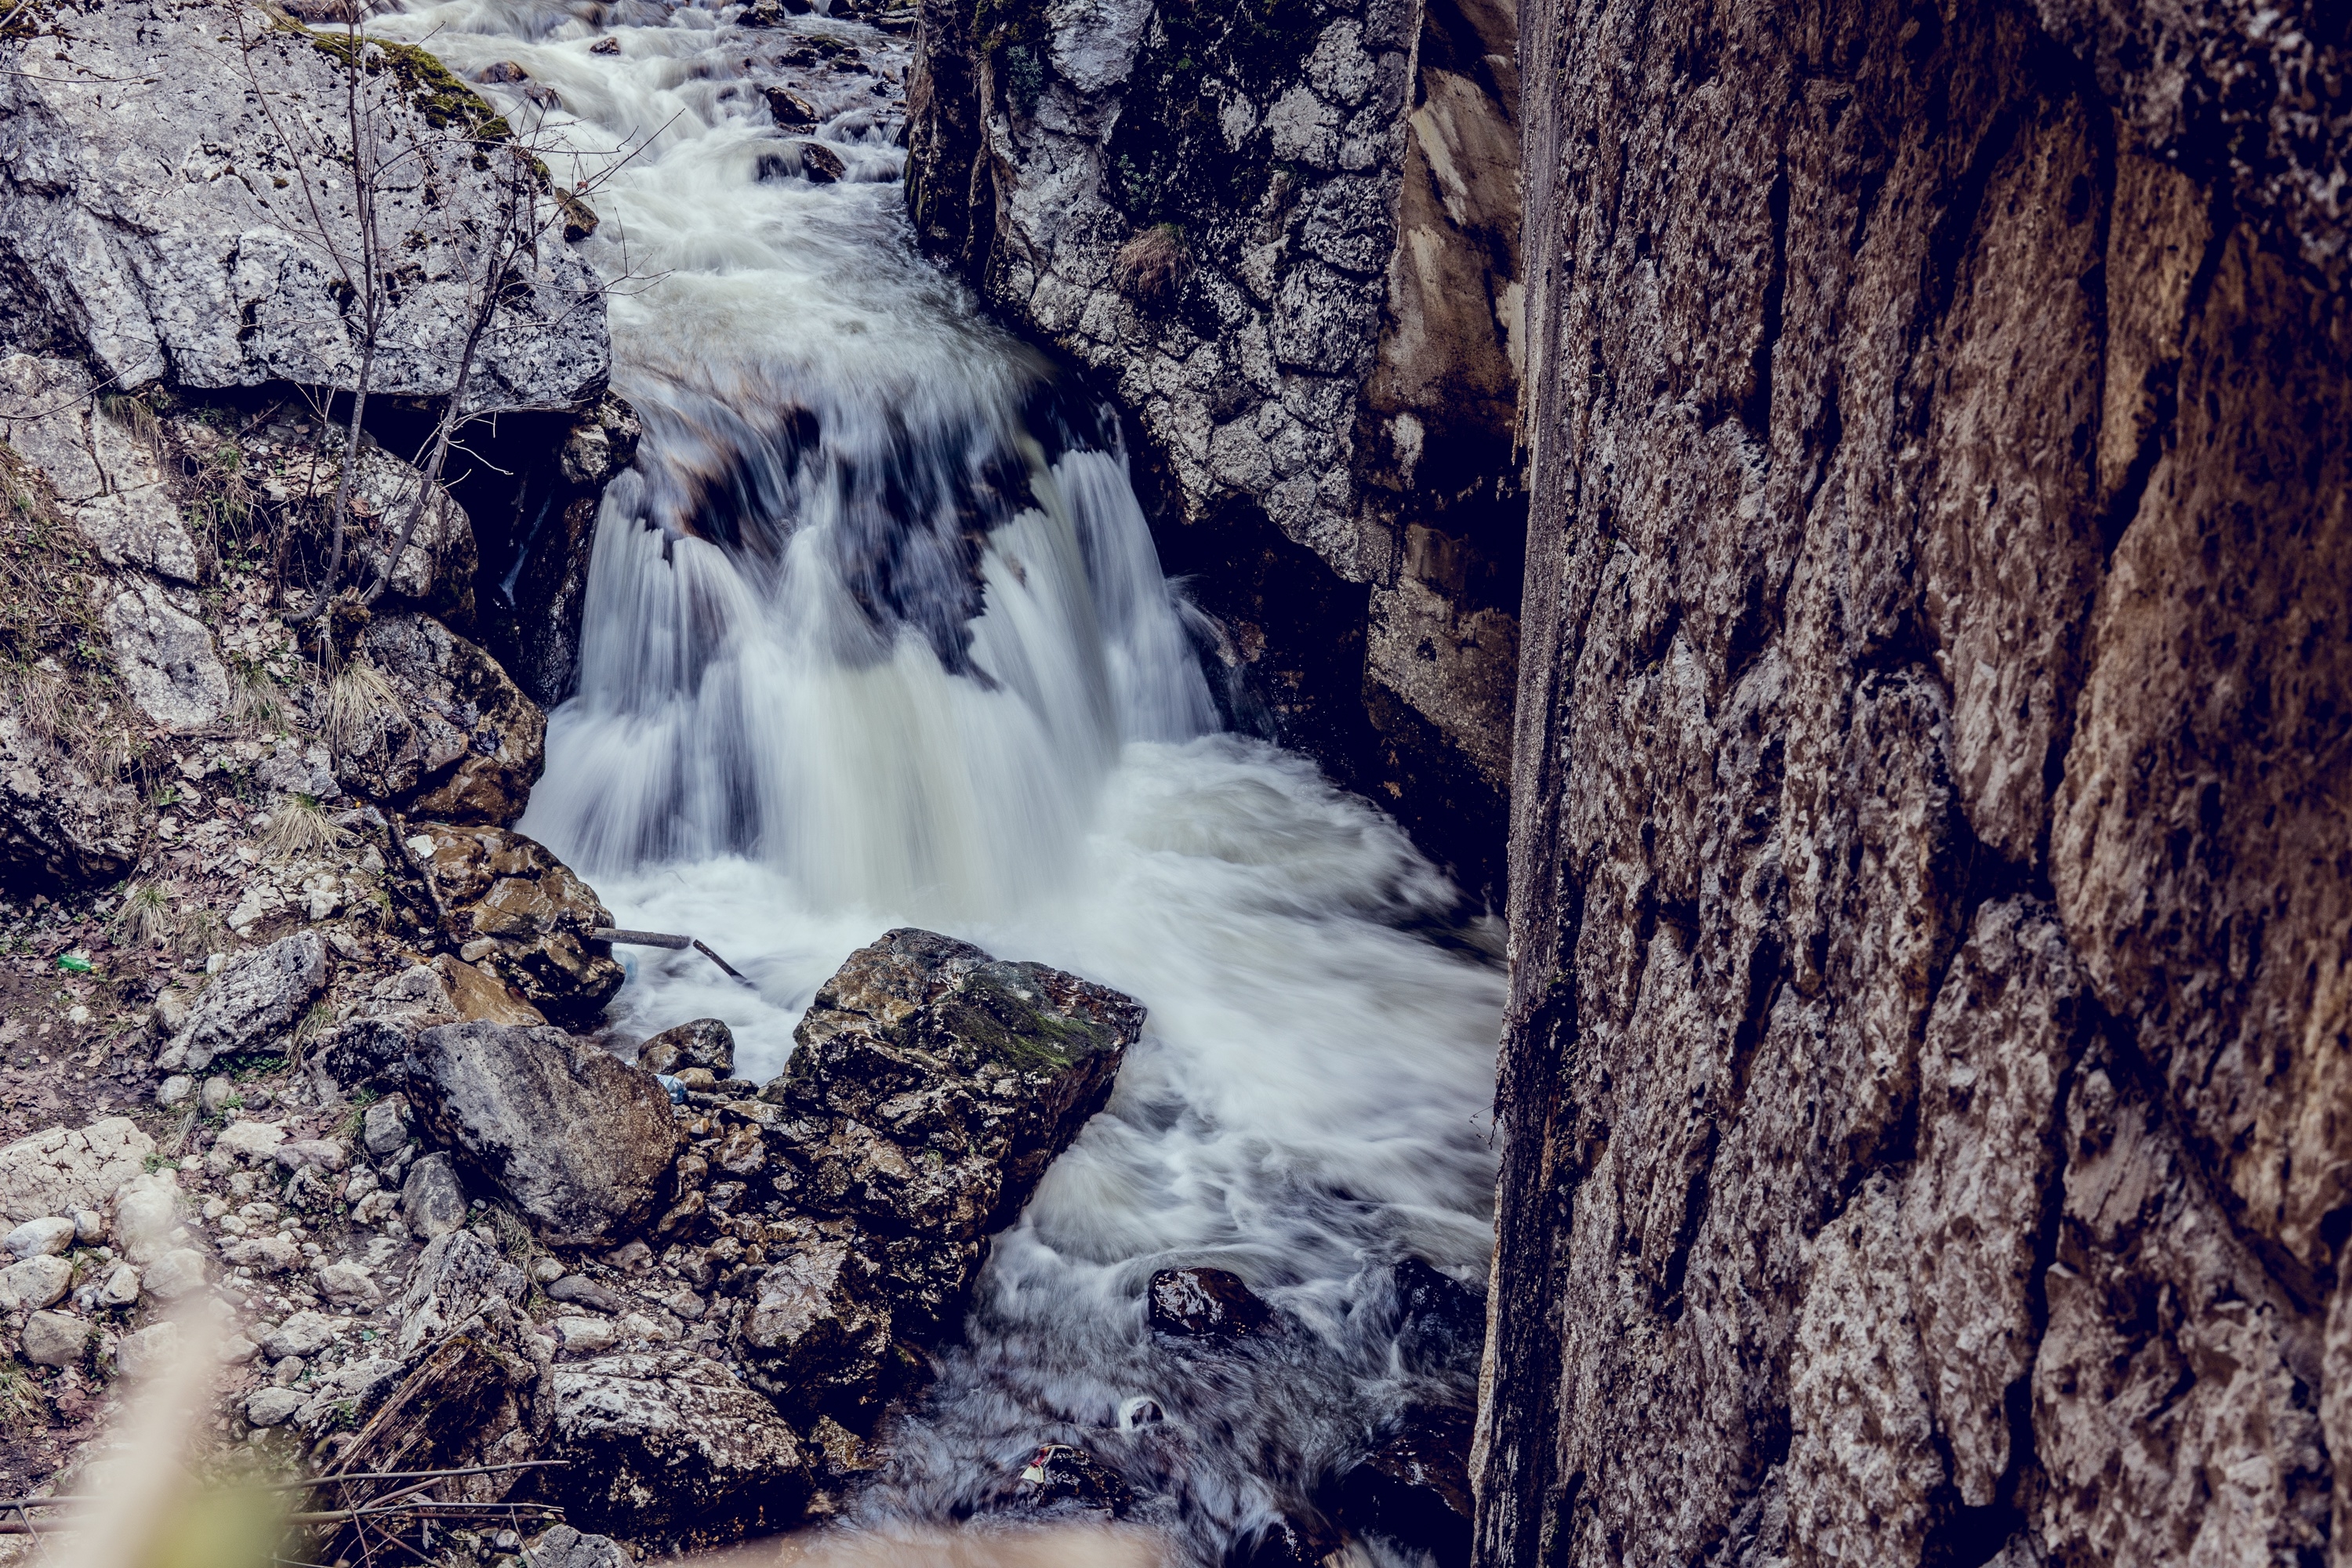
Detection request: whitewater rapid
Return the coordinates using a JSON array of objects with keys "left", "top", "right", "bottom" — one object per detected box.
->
[{"left": 376, "top": 0, "right": 1506, "bottom": 1557}]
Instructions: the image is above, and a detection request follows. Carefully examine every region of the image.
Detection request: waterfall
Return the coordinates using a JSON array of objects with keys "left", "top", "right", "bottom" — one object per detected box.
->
[{"left": 378, "top": 1, "right": 1507, "bottom": 1559}]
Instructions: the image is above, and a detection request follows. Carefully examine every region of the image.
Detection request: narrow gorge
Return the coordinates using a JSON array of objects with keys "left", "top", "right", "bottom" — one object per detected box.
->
[{"left": 0, "top": 0, "right": 2345, "bottom": 1564}]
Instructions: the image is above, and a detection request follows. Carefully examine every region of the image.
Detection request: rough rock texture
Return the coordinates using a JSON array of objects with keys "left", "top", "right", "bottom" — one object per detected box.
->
[
  {"left": 402, "top": 823, "right": 625, "bottom": 1022},
  {"left": 732, "top": 928, "right": 1144, "bottom": 1410},
  {"left": 907, "top": 0, "right": 1524, "bottom": 895},
  {"left": 394, "top": 1021, "right": 681, "bottom": 1247},
  {"left": 337, "top": 614, "right": 547, "bottom": 826},
  {"left": 0, "top": 1117, "right": 158, "bottom": 1225},
  {"left": 1478, "top": 0, "right": 2352, "bottom": 1564},
  {"left": 544, "top": 1350, "right": 811, "bottom": 1543},
  {"left": 0, "top": 0, "right": 608, "bottom": 409},
  {"left": 0, "top": 355, "right": 202, "bottom": 583},
  {"left": 165, "top": 931, "right": 328, "bottom": 1073}
]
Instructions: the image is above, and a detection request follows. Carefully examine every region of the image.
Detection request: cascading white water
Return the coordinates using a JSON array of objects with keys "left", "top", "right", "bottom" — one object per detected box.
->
[{"left": 378, "top": 0, "right": 1506, "bottom": 1558}]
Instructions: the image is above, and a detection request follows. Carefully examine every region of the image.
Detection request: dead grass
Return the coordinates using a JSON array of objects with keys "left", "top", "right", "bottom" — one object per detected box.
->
[
  {"left": 1113, "top": 223, "right": 1189, "bottom": 304},
  {"left": 324, "top": 656, "right": 401, "bottom": 757},
  {"left": 257, "top": 792, "right": 350, "bottom": 864}
]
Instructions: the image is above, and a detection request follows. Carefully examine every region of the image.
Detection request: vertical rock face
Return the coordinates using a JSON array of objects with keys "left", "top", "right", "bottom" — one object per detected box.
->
[
  {"left": 1481, "top": 0, "right": 2350, "bottom": 1564},
  {"left": 906, "top": 0, "right": 1525, "bottom": 895}
]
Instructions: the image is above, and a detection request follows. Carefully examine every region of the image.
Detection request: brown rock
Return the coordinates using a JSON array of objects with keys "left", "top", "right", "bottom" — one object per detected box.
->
[
  {"left": 1475, "top": 0, "right": 2352, "bottom": 1562},
  {"left": 432, "top": 953, "right": 547, "bottom": 1026},
  {"left": 638, "top": 1018, "right": 734, "bottom": 1077},
  {"left": 335, "top": 614, "right": 545, "bottom": 827},
  {"left": 412, "top": 823, "right": 624, "bottom": 1025}
]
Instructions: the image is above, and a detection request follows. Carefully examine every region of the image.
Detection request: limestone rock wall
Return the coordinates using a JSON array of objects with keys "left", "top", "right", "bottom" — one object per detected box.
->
[
  {"left": 907, "top": 0, "right": 1525, "bottom": 895},
  {"left": 1479, "top": 0, "right": 2352, "bottom": 1563}
]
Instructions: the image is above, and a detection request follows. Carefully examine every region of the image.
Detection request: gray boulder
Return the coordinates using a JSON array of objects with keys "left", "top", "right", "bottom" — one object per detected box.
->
[
  {"left": 396, "top": 1229, "right": 528, "bottom": 1358},
  {"left": 397, "top": 1022, "right": 679, "bottom": 1247},
  {"left": 400, "top": 1152, "right": 470, "bottom": 1240},
  {"left": 166, "top": 932, "right": 328, "bottom": 1073},
  {"left": 544, "top": 1351, "right": 810, "bottom": 1544},
  {"left": 21, "top": 1310, "right": 90, "bottom": 1367},
  {"left": 0, "top": 1119, "right": 154, "bottom": 1225},
  {"left": 526, "top": 1526, "right": 633, "bottom": 1568},
  {"left": 731, "top": 1226, "right": 893, "bottom": 1423},
  {"left": 335, "top": 615, "right": 545, "bottom": 826},
  {"left": 0, "top": 0, "right": 608, "bottom": 409}
]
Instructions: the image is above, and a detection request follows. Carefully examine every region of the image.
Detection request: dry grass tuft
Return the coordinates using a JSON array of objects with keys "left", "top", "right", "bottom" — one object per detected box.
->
[
  {"left": 324, "top": 656, "right": 401, "bottom": 758},
  {"left": 112, "top": 882, "right": 178, "bottom": 948},
  {"left": 258, "top": 792, "right": 351, "bottom": 865},
  {"left": 1113, "top": 223, "right": 1189, "bottom": 305}
]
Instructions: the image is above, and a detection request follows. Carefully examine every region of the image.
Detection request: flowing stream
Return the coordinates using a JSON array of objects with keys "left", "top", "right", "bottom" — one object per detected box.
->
[{"left": 376, "top": 2, "right": 1507, "bottom": 1559}]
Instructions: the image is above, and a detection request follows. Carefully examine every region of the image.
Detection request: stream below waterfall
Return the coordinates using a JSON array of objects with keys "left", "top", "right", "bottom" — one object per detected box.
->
[{"left": 376, "top": 2, "right": 1507, "bottom": 1560}]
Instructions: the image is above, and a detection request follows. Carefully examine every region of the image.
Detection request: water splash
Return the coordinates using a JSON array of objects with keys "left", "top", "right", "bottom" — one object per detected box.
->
[{"left": 378, "top": 0, "right": 1506, "bottom": 1559}]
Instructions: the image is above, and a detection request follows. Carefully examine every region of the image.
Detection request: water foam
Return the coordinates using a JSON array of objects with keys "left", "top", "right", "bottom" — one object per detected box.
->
[{"left": 375, "top": 0, "right": 1507, "bottom": 1556}]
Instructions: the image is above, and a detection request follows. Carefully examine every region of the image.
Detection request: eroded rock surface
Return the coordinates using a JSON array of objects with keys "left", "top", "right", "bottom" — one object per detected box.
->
[
  {"left": 907, "top": 0, "right": 1525, "bottom": 893},
  {"left": 0, "top": 0, "right": 608, "bottom": 409},
  {"left": 1478, "top": 0, "right": 2352, "bottom": 1563}
]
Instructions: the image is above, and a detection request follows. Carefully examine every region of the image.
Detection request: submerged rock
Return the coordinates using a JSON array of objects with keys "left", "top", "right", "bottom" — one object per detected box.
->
[
  {"left": 1149, "top": 1266, "right": 1278, "bottom": 1340},
  {"left": 397, "top": 1021, "right": 680, "bottom": 1247},
  {"left": 1327, "top": 1402, "right": 1473, "bottom": 1567},
  {"left": 1011, "top": 1443, "right": 1132, "bottom": 1518}
]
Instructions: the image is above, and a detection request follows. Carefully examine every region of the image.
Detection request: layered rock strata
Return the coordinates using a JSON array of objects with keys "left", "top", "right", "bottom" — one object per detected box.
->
[
  {"left": 1479, "top": 0, "right": 2352, "bottom": 1564},
  {"left": 908, "top": 0, "right": 1525, "bottom": 895}
]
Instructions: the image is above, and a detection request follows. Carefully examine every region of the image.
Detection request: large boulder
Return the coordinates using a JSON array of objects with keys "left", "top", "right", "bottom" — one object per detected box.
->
[
  {"left": 336, "top": 616, "right": 545, "bottom": 826},
  {"left": 405, "top": 825, "right": 624, "bottom": 1024},
  {"left": 543, "top": 1351, "right": 811, "bottom": 1544},
  {"left": 0, "top": 1117, "right": 156, "bottom": 1225},
  {"left": 739, "top": 928, "right": 1143, "bottom": 1349},
  {"left": 164, "top": 931, "right": 329, "bottom": 1073},
  {"left": 0, "top": 0, "right": 608, "bottom": 408},
  {"left": 397, "top": 1022, "right": 680, "bottom": 1247}
]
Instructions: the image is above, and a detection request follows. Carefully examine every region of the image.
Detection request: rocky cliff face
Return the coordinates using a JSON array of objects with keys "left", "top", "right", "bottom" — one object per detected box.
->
[
  {"left": 907, "top": 0, "right": 1525, "bottom": 895},
  {"left": 1479, "top": 0, "right": 2351, "bottom": 1564}
]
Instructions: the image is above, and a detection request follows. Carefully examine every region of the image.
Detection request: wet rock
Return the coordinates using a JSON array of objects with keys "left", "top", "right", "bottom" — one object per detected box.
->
[
  {"left": 1227, "top": 1512, "right": 1342, "bottom": 1568},
  {"left": 408, "top": 825, "right": 625, "bottom": 1024},
  {"left": 1149, "top": 1266, "right": 1276, "bottom": 1340},
  {"left": 1327, "top": 1403, "right": 1472, "bottom": 1567},
  {"left": 394, "top": 1021, "right": 679, "bottom": 1247},
  {"left": 0, "top": 1118, "right": 156, "bottom": 1225},
  {"left": 401, "top": 1151, "right": 472, "bottom": 1240},
  {"left": 1391, "top": 1257, "right": 1483, "bottom": 1366},
  {"left": 795, "top": 141, "right": 847, "bottom": 183},
  {"left": 1011, "top": 1443, "right": 1131, "bottom": 1518},
  {"left": 741, "top": 0, "right": 815, "bottom": 24},
  {"left": 336, "top": 616, "right": 545, "bottom": 826},
  {"left": 637, "top": 1018, "right": 734, "bottom": 1078},
  {"left": 545, "top": 1350, "right": 811, "bottom": 1543},
  {"left": 764, "top": 85, "right": 818, "bottom": 130},
  {"left": 21, "top": 1309, "right": 89, "bottom": 1368},
  {"left": 434, "top": 953, "right": 549, "bottom": 1025},
  {"left": 731, "top": 1229, "right": 892, "bottom": 1423},
  {"left": 397, "top": 1230, "right": 528, "bottom": 1357},
  {"left": 166, "top": 931, "right": 328, "bottom": 1073}
]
